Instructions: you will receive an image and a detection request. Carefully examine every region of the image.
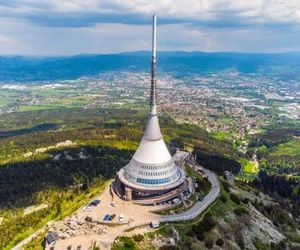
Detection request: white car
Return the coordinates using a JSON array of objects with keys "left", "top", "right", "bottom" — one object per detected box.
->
[
  {"left": 119, "top": 213, "right": 124, "bottom": 222},
  {"left": 173, "top": 198, "right": 180, "bottom": 204},
  {"left": 83, "top": 205, "right": 92, "bottom": 212}
]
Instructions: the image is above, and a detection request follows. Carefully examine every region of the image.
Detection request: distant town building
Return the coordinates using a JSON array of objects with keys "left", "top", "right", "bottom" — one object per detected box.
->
[
  {"left": 44, "top": 231, "right": 59, "bottom": 248},
  {"left": 223, "top": 171, "right": 235, "bottom": 183}
]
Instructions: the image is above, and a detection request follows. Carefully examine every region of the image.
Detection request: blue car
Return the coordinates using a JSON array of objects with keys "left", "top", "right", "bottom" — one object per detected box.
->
[
  {"left": 90, "top": 199, "right": 101, "bottom": 206},
  {"left": 108, "top": 214, "right": 115, "bottom": 221},
  {"left": 103, "top": 214, "right": 110, "bottom": 221}
]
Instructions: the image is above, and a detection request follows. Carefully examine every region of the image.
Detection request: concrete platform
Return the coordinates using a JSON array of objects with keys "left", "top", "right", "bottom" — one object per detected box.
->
[{"left": 45, "top": 183, "right": 170, "bottom": 250}]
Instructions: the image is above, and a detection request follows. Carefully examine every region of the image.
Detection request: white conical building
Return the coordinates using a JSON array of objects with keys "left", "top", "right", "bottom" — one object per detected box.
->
[{"left": 114, "top": 15, "right": 187, "bottom": 204}]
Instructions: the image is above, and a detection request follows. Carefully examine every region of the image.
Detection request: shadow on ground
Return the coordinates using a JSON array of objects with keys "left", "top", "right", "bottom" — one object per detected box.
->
[{"left": 0, "top": 145, "right": 133, "bottom": 209}]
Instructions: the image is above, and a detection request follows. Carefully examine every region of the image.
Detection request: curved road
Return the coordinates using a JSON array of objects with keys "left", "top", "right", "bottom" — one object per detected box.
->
[{"left": 159, "top": 164, "right": 220, "bottom": 223}]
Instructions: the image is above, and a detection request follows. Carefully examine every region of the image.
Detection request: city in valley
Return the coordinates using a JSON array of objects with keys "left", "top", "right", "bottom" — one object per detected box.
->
[{"left": 1, "top": 70, "right": 299, "bottom": 143}]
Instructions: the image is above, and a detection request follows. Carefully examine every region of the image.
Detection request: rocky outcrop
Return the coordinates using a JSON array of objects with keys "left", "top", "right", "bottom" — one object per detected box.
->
[{"left": 48, "top": 214, "right": 108, "bottom": 240}]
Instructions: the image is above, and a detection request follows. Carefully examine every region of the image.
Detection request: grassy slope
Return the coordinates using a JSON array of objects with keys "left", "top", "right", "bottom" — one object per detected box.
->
[
  {"left": 270, "top": 139, "right": 300, "bottom": 156},
  {"left": 240, "top": 158, "right": 258, "bottom": 174},
  {"left": 5, "top": 181, "right": 109, "bottom": 250}
]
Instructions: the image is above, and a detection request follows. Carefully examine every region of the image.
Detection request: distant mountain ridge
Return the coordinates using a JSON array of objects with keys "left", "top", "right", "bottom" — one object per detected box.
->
[{"left": 0, "top": 51, "right": 300, "bottom": 82}]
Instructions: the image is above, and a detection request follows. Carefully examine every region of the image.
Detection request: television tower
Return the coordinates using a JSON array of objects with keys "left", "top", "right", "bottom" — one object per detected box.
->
[{"left": 114, "top": 15, "right": 187, "bottom": 204}]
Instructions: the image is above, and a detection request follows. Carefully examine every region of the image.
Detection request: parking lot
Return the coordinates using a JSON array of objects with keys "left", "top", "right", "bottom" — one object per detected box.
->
[{"left": 47, "top": 184, "right": 163, "bottom": 249}]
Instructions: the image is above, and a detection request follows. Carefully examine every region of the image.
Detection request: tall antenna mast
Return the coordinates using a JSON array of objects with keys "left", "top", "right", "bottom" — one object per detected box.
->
[{"left": 150, "top": 14, "right": 157, "bottom": 107}]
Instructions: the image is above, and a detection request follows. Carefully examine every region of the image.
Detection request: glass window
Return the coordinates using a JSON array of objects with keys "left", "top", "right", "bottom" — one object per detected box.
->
[{"left": 137, "top": 177, "right": 171, "bottom": 185}]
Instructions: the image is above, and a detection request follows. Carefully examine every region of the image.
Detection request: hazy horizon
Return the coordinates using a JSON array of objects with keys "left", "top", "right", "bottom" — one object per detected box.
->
[{"left": 1, "top": 50, "right": 300, "bottom": 58}]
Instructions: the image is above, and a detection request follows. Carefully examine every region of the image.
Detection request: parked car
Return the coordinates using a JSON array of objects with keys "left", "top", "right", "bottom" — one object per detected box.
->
[
  {"left": 109, "top": 214, "right": 116, "bottom": 221},
  {"left": 173, "top": 198, "right": 180, "bottom": 204},
  {"left": 85, "top": 216, "right": 93, "bottom": 222},
  {"left": 119, "top": 213, "right": 124, "bottom": 222},
  {"left": 83, "top": 205, "right": 91, "bottom": 212},
  {"left": 90, "top": 199, "right": 101, "bottom": 206},
  {"left": 102, "top": 214, "right": 110, "bottom": 221}
]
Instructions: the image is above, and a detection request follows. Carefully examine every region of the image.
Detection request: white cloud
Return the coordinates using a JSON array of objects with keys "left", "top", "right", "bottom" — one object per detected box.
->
[
  {"left": 1, "top": 0, "right": 300, "bottom": 26},
  {"left": 0, "top": 1, "right": 300, "bottom": 54},
  {"left": 0, "top": 34, "right": 13, "bottom": 43}
]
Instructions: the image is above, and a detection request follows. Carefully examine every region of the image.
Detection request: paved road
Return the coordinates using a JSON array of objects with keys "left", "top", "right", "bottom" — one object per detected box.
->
[
  {"left": 11, "top": 222, "right": 51, "bottom": 250},
  {"left": 159, "top": 164, "right": 220, "bottom": 223}
]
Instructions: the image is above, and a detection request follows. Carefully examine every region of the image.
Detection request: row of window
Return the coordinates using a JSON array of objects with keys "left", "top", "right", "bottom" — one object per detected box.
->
[
  {"left": 136, "top": 177, "right": 171, "bottom": 185},
  {"left": 138, "top": 170, "right": 170, "bottom": 176},
  {"left": 124, "top": 172, "right": 135, "bottom": 181},
  {"left": 125, "top": 170, "right": 181, "bottom": 185},
  {"left": 140, "top": 163, "right": 173, "bottom": 170}
]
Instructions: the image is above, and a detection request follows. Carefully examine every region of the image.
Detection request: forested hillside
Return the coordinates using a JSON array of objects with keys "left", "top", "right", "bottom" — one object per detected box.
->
[{"left": 0, "top": 107, "right": 243, "bottom": 249}]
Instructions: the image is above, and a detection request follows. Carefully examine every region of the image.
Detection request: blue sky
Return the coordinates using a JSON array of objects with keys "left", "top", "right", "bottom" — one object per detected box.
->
[{"left": 0, "top": 0, "right": 300, "bottom": 55}]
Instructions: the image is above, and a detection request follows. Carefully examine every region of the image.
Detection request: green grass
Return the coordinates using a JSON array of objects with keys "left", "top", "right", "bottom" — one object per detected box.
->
[
  {"left": 112, "top": 236, "right": 139, "bottom": 250},
  {"left": 212, "top": 131, "right": 229, "bottom": 141},
  {"left": 11, "top": 180, "right": 110, "bottom": 250},
  {"left": 270, "top": 139, "right": 300, "bottom": 156},
  {"left": 113, "top": 178, "right": 251, "bottom": 250},
  {"left": 22, "top": 230, "right": 46, "bottom": 250},
  {"left": 208, "top": 180, "right": 239, "bottom": 217},
  {"left": 31, "top": 88, "right": 79, "bottom": 97},
  {"left": 216, "top": 116, "right": 233, "bottom": 123},
  {"left": 17, "top": 97, "right": 90, "bottom": 112},
  {"left": 0, "top": 91, "right": 16, "bottom": 106},
  {"left": 50, "top": 96, "right": 92, "bottom": 107},
  {"left": 0, "top": 97, "right": 12, "bottom": 106},
  {"left": 235, "top": 173, "right": 257, "bottom": 182},
  {"left": 17, "top": 105, "right": 57, "bottom": 112},
  {"left": 240, "top": 158, "right": 258, "bottom": 174}
]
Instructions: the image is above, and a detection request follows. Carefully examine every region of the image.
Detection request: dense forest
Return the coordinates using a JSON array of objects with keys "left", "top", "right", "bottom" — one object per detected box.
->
[
  {"left": 0, "top": 146, "right": 132, "bottom": 208},
  {"left": 252, "top": 170, "right": 300, "bottom": 217},
  {"left": 0, "top": 145, "right": 131, "bottom": 249},
  {"left": 194, "top": 146, "right": 242, "bottom": 175},
  {"left": 255, "top": 171, "right": 300, "bottom": 201},
  {"left": 249, "top": 125, "right": 300, "bottom": 172},
  {"left": 248, "top": 124, "right": 300, "bottom": 218}
]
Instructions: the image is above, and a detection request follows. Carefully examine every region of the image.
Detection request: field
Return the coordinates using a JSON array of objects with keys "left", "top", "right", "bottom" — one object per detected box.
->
[
  {"left": 0, "top": 90, "right": 16, "bottom": 106},
  {"left": 212, "top": 131, "right": 230, "bottom": 141},
  {"left": 240, "top": 159, "right": 258, "bottom": 174},
  {"left": 270, "top": 139, "right": 300, "bottom": 156}
]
